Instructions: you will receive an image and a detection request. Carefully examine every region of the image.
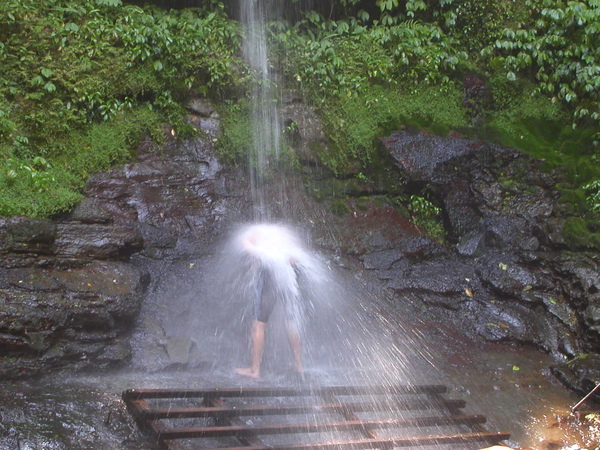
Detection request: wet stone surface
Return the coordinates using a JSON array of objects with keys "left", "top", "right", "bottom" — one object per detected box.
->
[
  {"left": 359, "top": 129, "right": 600, "bottom": 394},
  {"left": 0, "top": 381, "right": 153, "bottom": 450},
  {"left": 0, "top": 106, "right": 251, "bottom": 379}
]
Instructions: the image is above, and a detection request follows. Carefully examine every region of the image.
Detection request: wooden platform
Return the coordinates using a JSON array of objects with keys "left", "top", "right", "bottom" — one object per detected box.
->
[{"left": 122, "top": 384, "right": 510, "bottom": 449}]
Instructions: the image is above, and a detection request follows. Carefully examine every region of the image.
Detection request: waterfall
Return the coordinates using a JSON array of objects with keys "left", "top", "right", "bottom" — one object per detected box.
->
[
  {"left": 240, "top": 0, "right": 283, "bottom": 222},
  {"left": 232, "top": 2, "right": 424, "bottom": 387}
]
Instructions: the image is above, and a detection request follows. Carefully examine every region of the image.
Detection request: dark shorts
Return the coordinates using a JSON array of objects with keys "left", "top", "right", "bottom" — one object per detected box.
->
[{"left": 253, "top": 270, "right": 277, "bottom": 323}]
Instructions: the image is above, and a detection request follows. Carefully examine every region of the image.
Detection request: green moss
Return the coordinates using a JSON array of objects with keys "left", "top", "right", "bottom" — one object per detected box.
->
[
  {"left": 384, "top": 196, "right": 411, "bottom": 219},
  {"left": 562, "top": 217, "right": 600, "bottom": 250},
  {"left": 0, "top": 172, "right": 83, "bottom": 218},
  {"left": 0, "top": 107, "right": 162, "bottom": 218},
  {"left": 354, "top": 198, "right": 371, "bottom": 212},
  {"left": 216, "top": 101, "right": 252, "bottom": 165},
  {"left": 331, "top": 199, "right": 351, "bottom": 216},
  {"left": 475, "top": 81, "right": 600, "bottom": 195},
  {"left": 65, "top": 108, "right": 163, "bottom": 175},
  {"left": 318, "top": 83, "right": 468, "bottom": 175},
  {"left": 482, "top": 86, "right": 564, "bottom": 149}
]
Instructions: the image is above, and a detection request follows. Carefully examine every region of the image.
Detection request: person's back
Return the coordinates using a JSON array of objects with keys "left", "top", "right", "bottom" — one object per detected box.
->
[{"left": 234, "top": 224, "right": 307, "bottom": 378}]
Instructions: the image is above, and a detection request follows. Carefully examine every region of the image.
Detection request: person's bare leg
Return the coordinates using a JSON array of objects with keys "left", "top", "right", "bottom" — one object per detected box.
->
[
  {"left": 286, "top": 321, "right": 302, "bottom": 373},
  {"left": 236, "top": 320, "right": 266, "bottom": 378}
]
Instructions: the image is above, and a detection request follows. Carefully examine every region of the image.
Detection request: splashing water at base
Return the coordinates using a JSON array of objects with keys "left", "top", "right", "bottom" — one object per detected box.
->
[
  {"left": 185, "top": 222, "right": 434, "bottom": 388},
  {"left": 137, "top": 222, "right": 504, "bottom": 448}
]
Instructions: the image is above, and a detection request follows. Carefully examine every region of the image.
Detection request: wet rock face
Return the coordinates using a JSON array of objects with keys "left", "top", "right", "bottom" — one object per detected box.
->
[
  {"left": 83, "top": 114, "right": 242, "bottom": 259},
  {"left": 0, "top": 218, "right": 148, "bottom": 378},
  {"left": 0, "top": 101, "right": 250, "bottom": 378},
  {"left": 282, "top": 98, "right": 328, "bottom": 166},
  {"left": 353, "top": 129, "right": 600, "bottom": 393}
]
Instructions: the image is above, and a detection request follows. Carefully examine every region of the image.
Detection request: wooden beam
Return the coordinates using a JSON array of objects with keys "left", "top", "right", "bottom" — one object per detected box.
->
[
  {"left": 157, "top": 414, "right": 488, "bottom": 440},
  {"left": 197, "top": 431, "right": 512, "bottom": 450},
  {"left": 138, "top": 398, "right": 467, "bottom": 419},
  {"left": 122, "top": 384, "right": 447, "bottom": 401}
]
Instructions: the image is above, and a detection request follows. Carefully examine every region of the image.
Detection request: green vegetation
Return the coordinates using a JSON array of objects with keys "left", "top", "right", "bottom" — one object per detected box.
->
[
  {"left": 318, "top": 84, "right": 467, "bottom": 173},
  {"left": 271, "top": 6, "right": 470, "bottom": 174},
  {"left": 483, "top": 0, "right": 600, "bottom": 138},
  {"left": 0, "top": 0, "right": 241, "bottom": 217},
  {"left": 562, "top": 216, "right": 600, "bottom": 249},
  {"left": 408, "top": 194, "right": 445, "bottom": 241},
  {"left": 217, "top": 100, "right": 252, "bottom": 165},
  {"left": 273, "top": 0, "right": 598, "bottom": 174}
]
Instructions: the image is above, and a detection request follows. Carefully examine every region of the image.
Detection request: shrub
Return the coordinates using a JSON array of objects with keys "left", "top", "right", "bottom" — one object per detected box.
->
[
  {"left": 273, "top": 9, "right": 468, "bottom": 102},
  {"left": 408, "top": 194, "right": 446, "bottom": 241},
  {"left": 482, "top": 0, "right": 600, "bottom": 143},
  {"left": 0, "top": 0, "right": 242, "bottom": 217}
]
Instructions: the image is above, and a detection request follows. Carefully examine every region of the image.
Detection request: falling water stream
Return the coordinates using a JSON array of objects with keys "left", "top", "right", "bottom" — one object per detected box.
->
[
  {"left": 241, "top": 0, "right": 283, "bottom": 221},
  {"left": 0, "top": 1, "right": 595, "bottom": 449}
]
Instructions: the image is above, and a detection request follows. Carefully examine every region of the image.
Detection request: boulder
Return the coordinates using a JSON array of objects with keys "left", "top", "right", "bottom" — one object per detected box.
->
[
  {"left": 361, "top": 129, "right": 600, "bottom": 374},
  {"left": 0, "top": 260, "right": 148, "bottom": 377},
  {"left": 0, "top": 217, "right": 56, "bottom": 257}
]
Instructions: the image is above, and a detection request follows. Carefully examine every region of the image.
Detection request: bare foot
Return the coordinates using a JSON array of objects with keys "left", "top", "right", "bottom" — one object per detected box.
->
[{"left": 235, "top": 367, "right": 260, "bottom": 378}]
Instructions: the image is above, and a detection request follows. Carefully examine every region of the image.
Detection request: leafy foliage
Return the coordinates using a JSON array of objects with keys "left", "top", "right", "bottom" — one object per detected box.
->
[
  {"left": 479, "top": 0, "right": 600, "bottom": 214},
  {"left": 1, "top": 0, "right": 600, "bottom": 224},
  {"left": 0, "top": 0, "right": 241, "bottom": 217},
  {"left": 268, "top": 5, "right": 470, "bottom": 173},
  {"left": 408, "top": 194, "right": 446, "bottom": 240},
  {"left": 583, "top": 179, "right": 600, "bottom": 212},
  {"left": 483, "top": 0, "right": 600, "bottom": 140},
  {"left": 273, "top": 9, "right": 467, "bottom": 101}
]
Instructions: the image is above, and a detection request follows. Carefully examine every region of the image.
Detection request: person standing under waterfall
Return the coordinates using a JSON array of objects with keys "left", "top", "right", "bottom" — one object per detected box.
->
[{"left": 234, "top": 224, "right": 306, "bottom": 379}]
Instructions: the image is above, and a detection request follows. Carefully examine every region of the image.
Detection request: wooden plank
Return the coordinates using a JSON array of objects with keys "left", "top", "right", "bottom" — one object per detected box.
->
[
  {"left": 122, "top": 384, "right": 447, "bottom": 401},
  {"left": 205, "top": 397, "right": 267, "bottom": 448},
  {"left": 157, "top": 414, "right": 488, "bottom": 440},
  {"left": 198, "top": 431, "right": 512, "bottom": 450},
  {"left": 123, "top": 398, "right": 157, "bottom": 435},
  {"left": 151, "top": 418, "right": 185, "bottom": 450},
  {"left": 123, "top": 396, "right": 185, "bottom": 450},
  {"left": 318, "top": 391, "right": 382, "bottom": 444},
  {"left": 138, "top": 398, "right": 467, "bottom": 420},
  {"left": 122, "top": 384, "right": 509, "bottom": 450}
]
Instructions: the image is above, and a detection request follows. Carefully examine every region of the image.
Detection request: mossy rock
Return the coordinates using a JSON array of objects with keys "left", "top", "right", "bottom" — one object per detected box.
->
[
  {"left": 562, "top": 217, "right": 600, "bottom": 250},
  {"left": 558, "top": 189, "right": 589, "bottom": 215},
  {"left": 331, "top": 199, "right": 351, "bottom": 216}
]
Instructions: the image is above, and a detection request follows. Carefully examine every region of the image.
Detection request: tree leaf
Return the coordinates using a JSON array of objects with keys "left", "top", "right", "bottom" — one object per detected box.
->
[
  {"left": 65, "top": 22, "right": 79, "bottom": 33},
  {"left": 44, "top": 81, "right": 56, "bottom": 93},
  {"left": 95, "top": 0, "right": 123, "bottom": 6}
]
